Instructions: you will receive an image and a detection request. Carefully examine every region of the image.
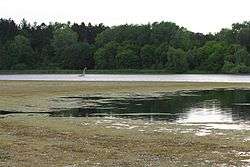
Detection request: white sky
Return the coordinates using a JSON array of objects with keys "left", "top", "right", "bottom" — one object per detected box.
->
[{"left": 1, "top": 0, "right": 250, "bottom": 34}]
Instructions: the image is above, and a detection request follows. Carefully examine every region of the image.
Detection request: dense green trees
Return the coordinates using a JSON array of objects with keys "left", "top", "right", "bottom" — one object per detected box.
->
[
  {"left": 140, "top": 45, "right": 157, "bottom": 68},
  {"left": 1, "top": 18, "right": 250, "bottom": 73},
  {"left": 0, "top": 19, "right": 18, "bottom": 44},
  {"left": 166, "top": 47, "right": 188, "bottom": 73},
  {"left": 0, "top": 19, "right": 104, "bottom": 70},
  {"left": 4, "top": 35, "right": 35, "bottom": 69},
  {"left": 116, "top": 44, "right": 139, "bottom": 69},
  {"left": 52, "top": 25, "right": 79, "bottom": 68}
]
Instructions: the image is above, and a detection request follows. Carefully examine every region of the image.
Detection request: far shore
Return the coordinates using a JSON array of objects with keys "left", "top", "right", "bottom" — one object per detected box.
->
[{"left": 0, "top": 69, "right": 235, "bottom": 75}]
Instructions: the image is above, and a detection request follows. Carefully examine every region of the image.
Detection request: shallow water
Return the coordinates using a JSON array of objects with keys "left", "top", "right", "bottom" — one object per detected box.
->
[
  {"left": 2, "top": 89, "right": 250, "bottom": 130},
  {"left": 50, "top": 89, "right": 250, "bottom": 124},
  {"left": 1, "top": 74, "right": 250, "bottom": 82}
]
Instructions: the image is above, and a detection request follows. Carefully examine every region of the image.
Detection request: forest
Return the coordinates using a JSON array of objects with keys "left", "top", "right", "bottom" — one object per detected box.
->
[{"left": 1, "top": 18, "right": 250, "bottom": 73}]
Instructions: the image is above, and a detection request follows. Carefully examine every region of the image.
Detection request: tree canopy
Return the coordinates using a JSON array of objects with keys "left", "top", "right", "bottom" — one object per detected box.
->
[{"left": 1, "top": 18, "right": 250, "bottom": 73}]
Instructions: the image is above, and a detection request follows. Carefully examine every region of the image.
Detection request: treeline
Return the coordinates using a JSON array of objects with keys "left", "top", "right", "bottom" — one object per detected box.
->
[
  {"left": 0, "top": 19, "right": 107, "bottom": 70},
  {"left": 1, "top": 18, "right": 250, "bottom": 73}
]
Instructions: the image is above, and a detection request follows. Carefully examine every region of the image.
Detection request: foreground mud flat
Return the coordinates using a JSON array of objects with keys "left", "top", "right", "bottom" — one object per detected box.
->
[
  {"left": 0, "top": 115, "right": 250, "bottom": 167},
  {"left": 0, "top": 81, "right": 250, "bottom": 166}
]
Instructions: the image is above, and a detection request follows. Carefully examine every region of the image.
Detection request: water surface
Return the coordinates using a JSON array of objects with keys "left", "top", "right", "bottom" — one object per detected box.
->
[
  {"left": 1, "top": 74, "right": 250, "bottom": 82},
  {"left": 51, "top": 89, "right": 250, "bottom": 125},
  {"left": 2, "top": 89, "right": 250, "bottom": 130}
]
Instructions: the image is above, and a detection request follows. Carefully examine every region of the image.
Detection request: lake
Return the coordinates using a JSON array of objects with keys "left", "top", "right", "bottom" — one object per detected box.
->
[
  {"left": 2, "top": 89, "right": 250, "bottom": 130},
  {"left": 53, "top": 89, "right": 250, "bottom": 119},
  {"left": 1, "top": 74, "right": 250, "bottom": 82}
]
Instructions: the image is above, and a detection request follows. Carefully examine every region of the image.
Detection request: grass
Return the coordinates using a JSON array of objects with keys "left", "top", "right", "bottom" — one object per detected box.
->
[{"left": 0, "top": 81, "right": 250, "bottom": 166}]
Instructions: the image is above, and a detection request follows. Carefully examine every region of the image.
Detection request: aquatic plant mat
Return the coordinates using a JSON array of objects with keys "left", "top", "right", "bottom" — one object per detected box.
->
[{"left": 0, "top": 81, "right": 250, "bottom": 166}]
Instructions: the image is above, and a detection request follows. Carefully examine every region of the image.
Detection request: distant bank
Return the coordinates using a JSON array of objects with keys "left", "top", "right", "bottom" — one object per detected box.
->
[{"left": 0, "top": 70, "right": 210, "bottom": 75}]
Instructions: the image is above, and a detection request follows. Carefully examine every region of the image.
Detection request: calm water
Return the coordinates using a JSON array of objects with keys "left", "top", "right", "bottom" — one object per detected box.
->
[
  {"left": 1, "top": 74, "right": 250, "bottom": 82},
  {"left": 50, "top": 89, "right": 250, "bottom": 124},
  {"left": 1, "top": 89, "right": 250, "bottom": 128}
]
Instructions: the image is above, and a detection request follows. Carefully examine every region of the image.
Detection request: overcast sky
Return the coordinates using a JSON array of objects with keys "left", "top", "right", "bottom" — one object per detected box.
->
[{"left": 1, "top": 0, "right": 250, "bottom": 34}]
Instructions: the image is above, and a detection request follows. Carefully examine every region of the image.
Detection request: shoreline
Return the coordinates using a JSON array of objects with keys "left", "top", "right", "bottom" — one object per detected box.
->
[{"left": 0, "top": 81, "right": 250, "bottom": 166}]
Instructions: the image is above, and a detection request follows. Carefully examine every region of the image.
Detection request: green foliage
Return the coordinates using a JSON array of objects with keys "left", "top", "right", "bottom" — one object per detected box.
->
[
  {"left": 216, "top": 29, "right": 235, "bottom": 44},
  {"left": 0, "top": 19, "right": 18, "bottom": 44},
  {"left": 95, "top": 24, "right": 151, "bottom": 47},
  {"left": 233, "top": 47, "right": 250, "bottom": 65},
  {"left": 0, "top": 43, "right": 5, "bottom": 70},
  {"left": 1, "top": 18, "right": 250, "bottom": 73},
  {"left": 60, "top": 42, "right": 93, "bottom": 69},
  {"left": 116, "top": 46, "right": 138, "bottom": 69},
  {"left": 52, "top": 26, "right": 78, "bottom": 67},
  {"left": 155, "top": 42, "right": 169, "bottom": 68},
  {"left": 51, "top": 26, "right": 94, "bottom": 69},
  {"left": 198, "top": 41, "right": 229, "bottom": 72},
  {"left": 140, "top": 45, "right": 157, "bottom": 69},
  {"left": 186, "top": 48, "right": 201, "bottom": 70},
  {"left": 94, "top": 42, "right": 119, "bottom": 69},
  {"left": 151, "top": 22, "right": 179, "bottom": 44},
  {"left": 166, "top": 47, "right": 188, "bottom": 73},
  {"left": 4, "top": 35, "right": 35, "bottom": 69},
  {"left": 237, "top": 28, "right": 250, "bottom": 51},
  {"left": 222, "top": 61, "right": 250, "bottom": 74},
  {"left": 170, "top": 28, "right": 193, "bottom": 51},
  {"left": 222, "top": 45, "right": 250, "bottom": 73}
]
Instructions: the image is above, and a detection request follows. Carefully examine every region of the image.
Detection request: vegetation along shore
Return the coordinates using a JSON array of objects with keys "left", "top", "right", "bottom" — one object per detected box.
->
[{"left": 1, "top": 19, "right": 250, "bottom": 74}]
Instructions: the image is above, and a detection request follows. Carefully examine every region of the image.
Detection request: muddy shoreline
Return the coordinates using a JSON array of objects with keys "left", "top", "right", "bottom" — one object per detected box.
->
[{"left": 0, "top": 81, "right": 250, "bottom": 166}]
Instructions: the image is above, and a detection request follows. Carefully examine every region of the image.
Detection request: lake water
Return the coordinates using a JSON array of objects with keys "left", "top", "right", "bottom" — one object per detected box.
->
[
  {"left": 1, "top": 89, "right": 250, "bottom": 130},
  {"left": 51, "top": 89, "right": 250, "bottom": 130},
  {"left": 51, "top": 89, "right": 250, "bottom": 123},
  {"left": 1, "top": 74, "right": 250, "bottom": 82}
]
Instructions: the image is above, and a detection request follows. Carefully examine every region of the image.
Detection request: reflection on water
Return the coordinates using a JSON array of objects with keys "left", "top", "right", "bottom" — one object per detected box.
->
[
  {"left": 177, "top": 101, "right": 233, "bottom": 123},
  {"left": 50, "top": 89, "right": 250, "bottom": 125},
  {"left": 1, "top": 89, "right": 250, "bottom": 127}
]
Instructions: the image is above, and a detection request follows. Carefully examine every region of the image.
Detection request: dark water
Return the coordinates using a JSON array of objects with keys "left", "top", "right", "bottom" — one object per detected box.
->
[
  {"left": 2, "top": 89, "right": 250, "bottom": 124},
  {"left": 51, "top": 89, "right": 250, "bottom": 123}
]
